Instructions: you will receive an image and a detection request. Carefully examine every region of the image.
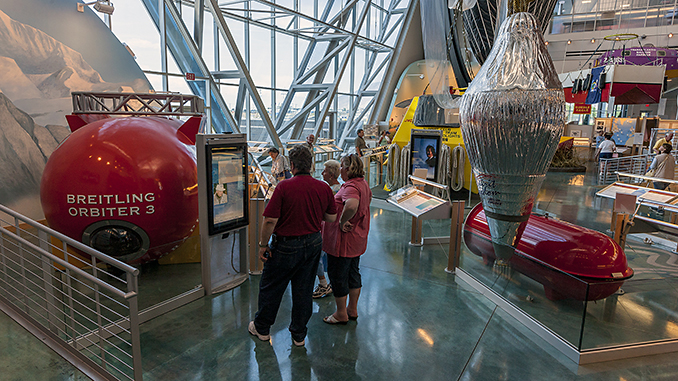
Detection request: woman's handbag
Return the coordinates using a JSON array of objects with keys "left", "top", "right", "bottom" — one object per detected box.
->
[{"left": 645, "top": 155, "right": 670, "bottom": 179}]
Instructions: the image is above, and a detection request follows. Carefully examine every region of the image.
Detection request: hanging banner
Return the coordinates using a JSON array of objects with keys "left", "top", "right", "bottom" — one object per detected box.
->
[
  {"left": 573, "top": 104, "right": 592, "bottom": 114},
  {"left": 585, "top": 66, "right": 606, "bottom": 105}
]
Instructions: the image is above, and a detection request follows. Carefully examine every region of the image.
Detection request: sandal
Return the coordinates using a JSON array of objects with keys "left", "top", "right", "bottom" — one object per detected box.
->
[
  {"left": 348, "top": 315, "right": 358, "bottom": 321},
  {"left": 323, "top": 314, "right": 348, "bottom": 325}
]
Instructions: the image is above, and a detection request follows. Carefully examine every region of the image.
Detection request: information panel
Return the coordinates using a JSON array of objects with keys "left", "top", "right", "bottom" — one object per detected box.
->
[{"left": 387, "top": 186, "right": 450, "bottom": 219}]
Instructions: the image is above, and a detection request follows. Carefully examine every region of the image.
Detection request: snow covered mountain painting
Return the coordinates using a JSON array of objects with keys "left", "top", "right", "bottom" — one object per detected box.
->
[{"left": 0, "top": 0, "right": 152, "bottom": 219}]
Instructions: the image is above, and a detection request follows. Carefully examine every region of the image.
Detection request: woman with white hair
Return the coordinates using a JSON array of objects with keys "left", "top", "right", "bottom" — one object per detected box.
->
[{"left": 314, "top": 160, "right": 341, "bottom": 298}]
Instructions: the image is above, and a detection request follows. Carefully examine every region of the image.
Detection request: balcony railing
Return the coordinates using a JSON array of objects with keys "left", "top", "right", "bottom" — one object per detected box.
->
[{"left": 550, "top": 3, "right": 677, "bottom": 34}]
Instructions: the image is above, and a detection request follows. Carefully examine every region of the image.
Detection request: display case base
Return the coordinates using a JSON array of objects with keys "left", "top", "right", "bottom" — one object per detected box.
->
[{"left": 455, "top": 268, "right": 678, "bottom": 364}]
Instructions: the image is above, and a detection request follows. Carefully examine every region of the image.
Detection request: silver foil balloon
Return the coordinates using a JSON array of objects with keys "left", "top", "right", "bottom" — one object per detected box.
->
[{"left": 459, "top": 12, "right": 565, "bottom": 261}]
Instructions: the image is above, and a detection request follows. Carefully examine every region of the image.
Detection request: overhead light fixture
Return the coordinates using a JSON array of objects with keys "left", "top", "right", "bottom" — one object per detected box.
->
[
  {"left": 591, "top": 38, "right": 595, "bottom": 43},
  {"left": 567, "top": 40, "right": 572, "bottom": 45},
  {"left": 77, "top": 1, "right": 114, "bottom": 15},
  {"left": 670, "top": 33, "right": 674, "bottom": 38},
  {"left": 545, "top": 41, "right": 549, "bottom": 45}
]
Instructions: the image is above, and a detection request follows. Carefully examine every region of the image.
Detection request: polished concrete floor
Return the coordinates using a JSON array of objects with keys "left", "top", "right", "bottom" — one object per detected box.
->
[{"left": 3, "top": 164, "right": 678, "bottom": 380}]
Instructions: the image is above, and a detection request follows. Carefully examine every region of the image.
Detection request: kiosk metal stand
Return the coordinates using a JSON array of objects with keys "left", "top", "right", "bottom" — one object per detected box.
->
[
  {"left": 387, "top": 176, "right": 466, "bottom": 273},
  {"left": 197, "top": 134, "right": 249, "bottom": 295}
]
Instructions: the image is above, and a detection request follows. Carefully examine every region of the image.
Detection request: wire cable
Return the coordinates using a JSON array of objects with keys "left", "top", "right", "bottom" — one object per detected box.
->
[
  {"left": 451, "top": 145, "right": 465, "bottom": 192},
  {"left": 385, "top": 142, "right": 400, "bottom": 191},
  {"left": 400, "top": 143, "right": 411, "bottom": 188},
  {"left": 436, "top": 144, "right": 451, "bottom": 198}
]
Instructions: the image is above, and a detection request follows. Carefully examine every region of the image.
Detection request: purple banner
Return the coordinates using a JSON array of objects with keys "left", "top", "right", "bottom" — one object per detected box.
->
[{"left": 596, "top": 47, "right": 678, "bottom": 71}]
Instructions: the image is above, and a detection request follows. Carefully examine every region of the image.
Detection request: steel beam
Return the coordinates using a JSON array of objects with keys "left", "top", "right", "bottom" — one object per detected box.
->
[
  {"left": 207, "top": 0, "right": 283, "bottom": 148},
  {"left": 313, "top": 1, "right": 372, "bottom": 138}
]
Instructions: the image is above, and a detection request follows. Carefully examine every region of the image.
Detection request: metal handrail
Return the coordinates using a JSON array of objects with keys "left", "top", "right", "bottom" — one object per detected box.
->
[
  {"left": 0, "top": 203, "right": 142, "bottom": 380},
  {"left": 599, "top": 154, "right": 654, "bottom": 185},
  {"left": 617, "top": 172, "right": 678, "bottom": 185},
  {"left": 0, "top": 204, "right": 138, "bottom": 276},
  {"left": 2, "top": 232, "right": 134, "bottom": 300}
]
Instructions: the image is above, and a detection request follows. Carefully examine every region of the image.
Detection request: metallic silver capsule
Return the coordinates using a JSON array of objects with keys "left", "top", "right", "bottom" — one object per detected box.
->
[{"left": 459, "top": 12, "right": 566, "bottom": 261}]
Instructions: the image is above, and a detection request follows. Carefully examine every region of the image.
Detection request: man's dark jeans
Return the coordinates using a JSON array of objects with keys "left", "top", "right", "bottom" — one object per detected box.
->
[{"left": 254, "top": 232, "right": 322, "bottom": 342}]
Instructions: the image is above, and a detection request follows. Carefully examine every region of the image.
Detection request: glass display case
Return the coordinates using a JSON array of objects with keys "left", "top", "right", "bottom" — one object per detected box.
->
[{"left": 457, "top": 204, "right": 678, "bottom": 364}]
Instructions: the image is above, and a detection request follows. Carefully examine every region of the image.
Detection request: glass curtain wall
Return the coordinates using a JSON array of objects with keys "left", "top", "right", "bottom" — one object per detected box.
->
[{"left": 98, "top": 0, "right": 407, "bottom": 145}]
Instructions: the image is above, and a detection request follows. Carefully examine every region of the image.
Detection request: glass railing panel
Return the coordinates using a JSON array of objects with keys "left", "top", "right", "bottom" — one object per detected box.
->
[
  {"left": 618, "top": 8, "right": 649, "bottom": 29},
  {"left": 645, "top": 8, "right": 662, "bottom": 27},
  {"left": 551, "top": 16, "right": 569, "bottom": 34},
  {"left": 581, "top": 277, "right": 678, "bottom": 350},
  {"left": 459, "top": 238, "right": 590, "bottom": 349}
]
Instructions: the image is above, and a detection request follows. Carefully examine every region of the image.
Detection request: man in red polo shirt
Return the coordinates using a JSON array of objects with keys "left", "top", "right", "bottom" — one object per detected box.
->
[{"left": 248, "top": 145, "right": 337, "bottom": 347}]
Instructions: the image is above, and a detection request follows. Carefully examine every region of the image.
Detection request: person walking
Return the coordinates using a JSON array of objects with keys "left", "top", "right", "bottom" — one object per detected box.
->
[
  {"left": 355, "top": 129, "right": 368, "bottom": 156},
  {"left": 300, "top": 134, "right": 317, "bottom": 176},
  {"left": 649, "top": 143, "right": 675, "bottom": 190},
  {"left": 249, "top": 145, "right": 337, "bottom": 347},
  {"left": 596, "top": 132, "right": 616, "bottom": 161},
  {"left": 313, "top": 160, "right": 341, "bottom": 299},
  {"left": 322, "top": 154, "right": 372, "bottom": 325},
  {"left": 267, "top": 147, "right": 290, "bottom": 184}
]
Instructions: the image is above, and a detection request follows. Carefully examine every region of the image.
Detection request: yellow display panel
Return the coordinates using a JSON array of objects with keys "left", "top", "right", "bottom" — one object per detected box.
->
[{"left": 392, "top": 97, "right": 477, "bottom": 193}]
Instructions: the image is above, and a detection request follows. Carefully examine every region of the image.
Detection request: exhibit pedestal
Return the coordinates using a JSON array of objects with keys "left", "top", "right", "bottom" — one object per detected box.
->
[{"left": 248, "top": 198, "right": 265, "bottom": 275}]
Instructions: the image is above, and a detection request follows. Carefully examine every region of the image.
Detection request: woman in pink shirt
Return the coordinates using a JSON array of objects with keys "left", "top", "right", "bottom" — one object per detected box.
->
[{"left": 323, "top": 154, "right": 373, "bottom": 324}]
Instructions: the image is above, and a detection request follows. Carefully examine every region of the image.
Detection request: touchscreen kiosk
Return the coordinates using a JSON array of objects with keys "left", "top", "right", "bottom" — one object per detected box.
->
[
  {"left": 197, "top": 134, "right": 250, "bottom": 294},
  {"left": 410, "top": 129, "right": 442, "bottom": 181},
  {"left": 205, "top": 141, "right": 249, "bottom": 235}
]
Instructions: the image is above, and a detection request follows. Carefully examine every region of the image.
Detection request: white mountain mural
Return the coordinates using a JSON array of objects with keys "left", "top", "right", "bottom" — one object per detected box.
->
[{"left": 0, "top": 7, "right": 151, "bottom": 219}]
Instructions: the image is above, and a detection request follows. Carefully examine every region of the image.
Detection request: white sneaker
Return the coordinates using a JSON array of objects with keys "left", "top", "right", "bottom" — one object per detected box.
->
[
  {"left": 248, "top": 321, "right": 270, "bottom": 341},
  {"left": 312, "top": 284, "right": 333, "bottom": 299}
]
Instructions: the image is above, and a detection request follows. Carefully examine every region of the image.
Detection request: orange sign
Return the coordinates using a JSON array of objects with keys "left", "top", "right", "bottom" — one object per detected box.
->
[{"left": 573, "top": 104, "right": 592, "bottom": 114}]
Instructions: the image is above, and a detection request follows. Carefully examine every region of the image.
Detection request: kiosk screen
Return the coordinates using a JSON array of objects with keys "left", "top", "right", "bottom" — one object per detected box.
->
[{"left": 206, "top": 143, "right": 249, "bottom": 234}]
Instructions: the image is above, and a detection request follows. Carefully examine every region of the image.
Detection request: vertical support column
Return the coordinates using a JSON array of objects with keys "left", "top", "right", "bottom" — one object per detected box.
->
[
  {"left": 38, "top": 231, "right": 59, "bottom": 334},
  {"left": 248, "top": 198, "right": 265, "bottom": 275},
  {"left": 362, "top": 155, "right": 370, "bottom": 185},
  {"left": 127, "top": 271, "right": 142, "bottom": 381},
  {"left": 410, "top": 217, "right": 423, "bottom": 246},
  {"left": 410, "top": 181, "right": 425, "bottom": 246},
  {"left": 610, "top": 210, "right": 618, "bottom": 233},
  {"left": 239, "top": 227, "right": 249, "bottom": 276},
  {"left": 613, "top": 212, "right": 630, "bottom": 248},
  {"left": 329, "top": 111, "right": 336, "bottom": 140},
  {"left": 159, "top": 0, "right": 169, "bottom": 92},
  {"left": 445, "top": 200, "right": 465, "bottom": 273},
  {"left": 194, "top": 0, "right": 205, "bottom": 53},
  {"left": 205, "top": 80, "right": 212, "bottom": 133}
]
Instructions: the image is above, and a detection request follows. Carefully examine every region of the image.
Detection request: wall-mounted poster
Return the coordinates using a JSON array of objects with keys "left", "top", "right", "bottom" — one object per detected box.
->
[
  {"left": 0, "top": 0, "right": 152, "bottom": 220},
  {"left": 410, "top": 129, "right": 442, "bottom": 181}
]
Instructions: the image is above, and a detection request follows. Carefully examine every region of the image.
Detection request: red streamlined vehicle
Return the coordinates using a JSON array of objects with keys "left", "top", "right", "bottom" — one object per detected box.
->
[{"left": 463, "top": 203, "right": 633, "bottom": 301}]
